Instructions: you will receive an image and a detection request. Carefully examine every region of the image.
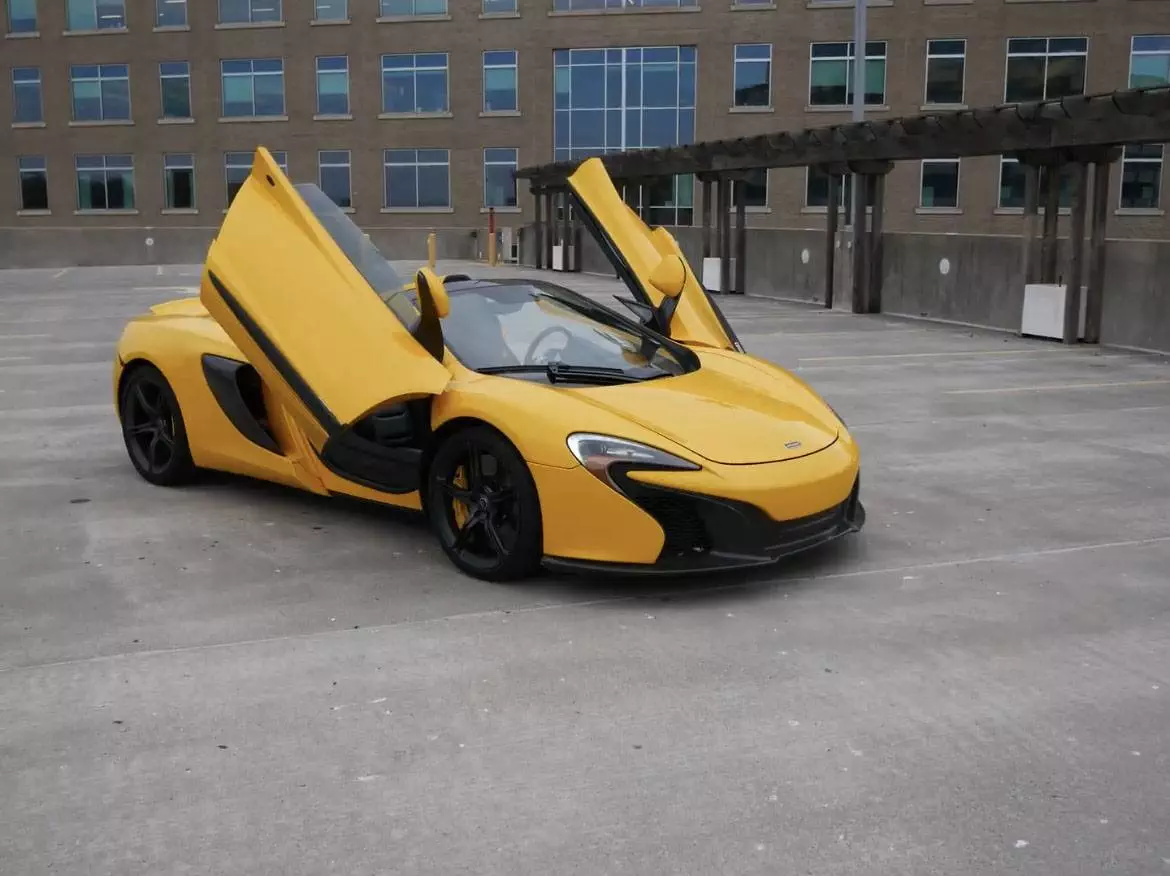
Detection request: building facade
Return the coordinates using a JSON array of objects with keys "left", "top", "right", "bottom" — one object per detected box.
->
[{"left": 1, "top": 0, "right": 1168, "bottom": 260}]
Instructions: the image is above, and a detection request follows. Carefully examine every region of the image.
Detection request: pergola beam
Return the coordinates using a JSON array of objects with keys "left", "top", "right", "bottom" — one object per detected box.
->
[{"left": 515, "top": 87, "right": 1170, "bottom": 187}]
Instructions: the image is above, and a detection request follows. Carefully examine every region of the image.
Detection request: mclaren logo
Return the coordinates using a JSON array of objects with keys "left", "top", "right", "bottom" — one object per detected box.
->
[{"left": 785, "top": 440, "right": 802, "bottom": 450}]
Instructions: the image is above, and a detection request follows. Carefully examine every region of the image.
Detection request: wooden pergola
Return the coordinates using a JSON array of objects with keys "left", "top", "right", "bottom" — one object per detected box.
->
[{"left": 515, "top": 85, "right": 1170, "bottom": 344}]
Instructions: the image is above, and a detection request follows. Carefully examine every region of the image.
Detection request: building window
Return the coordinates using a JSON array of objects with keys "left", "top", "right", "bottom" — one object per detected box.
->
[
  {"left": 482, "top": 0, "right": 516, "bottom": 13},
  {"left": 729, "top": 169, "right": 768, "bottom": 208},
  {"left": 18, "top": 157, "right": 48, "bottom": 211},
  {"left": 383, "top": 149, "right": 450, "bottom": 209},
  {"left": 7, "top": 0, "right": 38, "bottom": 33},
  {"left": 317, "top": 150, "right": 352, "bottom": 208},
  {"left": 66, "top": 0, "right": 125, "bottom": 30},
  {"left": 1130, "top": 36, "right": 1170, "bottom": 89},
  {"left": 920, "top": 159, "right": 959, "bottom": 208},
  {"left": 159, "top": 62, "right": 192, "bottom": 119},
  {"left": 554, "top": 46, "right": 697, "bottom": 225},
  {"left": 225, "top": 150, "right": 286, "bottom": 205},
  {"left": 483, "top": 50, "right": 518, "bottom": 113},
  {"left": 809, "top": 41, "right": 887, "bottom": 108},
  {"left": 164, "top": 153, "right": 195, "bottom": 210},
  {"left": 316, "top": 56, "right": 350, "bottom": 115},
  {"left": 381, "top": 53, "right": 449, "bottom": 114},
  {"left": 1004, "top": 38, "right": 1087, "bottom": 104},
  {"left": 315, "top": 0, "right": 347, "bottom": 20},
  {"left": 924, "top": 39, "right": 965, "bottom": 106},
  {"left": 76, "top": 154, "right": 134, "bottom": 211},
  {"left": 733, "top": 44, "right": 771, "bottom": 108},
  {"left": 806, "top": 167, "right": 853, "bottom": 210},
  {"left": 219, "top": 0, "right": 281, "bottom": 23},
  {"left": 12, "top": 67, "right": 43, "bottom": 124},
  {"left": 484, "top": 148, "right": 518, "bottom": 208},
  {"left": 998, "top": 157, "right": 1075, "bottom": 210},
  {"left": 156, "top": 0, "right": 187, "bottom": 27},
  {"left": 380, "top": 0, "right": 447, "bottom": 16},
  {"left": 553, "top": 0, "right": 697, "bottom": 8},
  {"left": 221, "top": 59, "right": 285, "bottom": 118},
  {"left": 1121, "top": 145, "right": 1163, "bottom": 210},
  {"left": 70, "top": 64, "right": 131, "bottom": 122}
]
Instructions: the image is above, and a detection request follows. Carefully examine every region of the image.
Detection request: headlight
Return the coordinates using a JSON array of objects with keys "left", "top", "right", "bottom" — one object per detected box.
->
[{"left": 566, "top": 433, "right": 699, "bottom": 485}]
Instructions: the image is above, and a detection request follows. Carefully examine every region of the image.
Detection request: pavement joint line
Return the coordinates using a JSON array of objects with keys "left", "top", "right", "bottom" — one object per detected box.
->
[
  {"left": 3, "top": 533, "right": 1169, "bottom": 677},
  {"left": 845, "top": 402, "right": 1170, "bottom": 430},
  {"left": 946, "top": 379, "right": 1170, "bottom": 395},
  {"left": 799, "top": 349, "right": 1077, "bottom": 362}
]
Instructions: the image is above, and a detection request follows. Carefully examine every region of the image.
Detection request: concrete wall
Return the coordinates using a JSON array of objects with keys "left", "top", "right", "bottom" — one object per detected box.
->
[{"left": 0, "top": 225, "right": 479, "bottom": 269}]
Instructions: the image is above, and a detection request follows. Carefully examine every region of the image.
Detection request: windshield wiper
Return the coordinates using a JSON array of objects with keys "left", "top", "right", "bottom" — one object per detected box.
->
[{"left": 477, "top": 363, "right": 649, "bottom": 385}]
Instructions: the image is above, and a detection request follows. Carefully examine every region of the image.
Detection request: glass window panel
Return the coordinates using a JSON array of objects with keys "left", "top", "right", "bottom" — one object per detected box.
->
[
  {"left": 1131, "top": 54, "right": 1170, "bottom": 89},
  {"left": 8, "top": 0, "right": 38, "bottom": 33},
  {"left": 1120, "top": 144, "right": 1163, "bottom": 210},
  {"left": 156, "top": 0, "right": 188, "bottom": 26},
  {"left": 483, "top": 0, "right": 517, "bottom": 12},
  {"left": 1045, "top": 55, "right": 1085, "bottom": 99},
  {"left": 67, "top": 0, "right": 98, "bottom": 30},
  {"left": 315, "top": 0, "right": 348, "bottom": 19},
  {"left": 920, "top": 160, "right": 959, "bottom": 208},
  {"left": 1005, "top": 56, "right": 1046, "bottom": 102},
  {"left": 253, "top": 73, "right": 285, "bottom": 115}
]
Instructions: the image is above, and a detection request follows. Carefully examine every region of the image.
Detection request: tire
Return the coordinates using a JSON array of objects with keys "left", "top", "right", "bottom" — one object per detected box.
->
[
  {"left": 425, "top": 425, "right": 543, "bottom": 582},
  {"left": 119, "top": 363, "right": 197, "bottom": 487}
]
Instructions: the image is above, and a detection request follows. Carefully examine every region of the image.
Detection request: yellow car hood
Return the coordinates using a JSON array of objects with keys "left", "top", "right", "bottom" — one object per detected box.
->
[{"left": 570, "top": 368, "right": 839, "bottom": 466}]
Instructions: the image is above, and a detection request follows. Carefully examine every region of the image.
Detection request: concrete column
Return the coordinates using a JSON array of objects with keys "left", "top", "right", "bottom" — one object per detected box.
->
[
  {"left": 734, "top": 179, "right": 747, "bottom": 295},
  {"left": 532, "top": 187, "right": 544, "bottom": 269},
  {"left": 867, "top": 174, "right": 885, "bottom": 314},
  {"left": 543, "top": 191, "right": 554, "bottom": 270},
  {"left": 850, "top": 174, "right": 869, "bottom": 313},
  {"left": 717, "top": 177, "right": 731, "bottom": 295},
  {"left": 1041, "top": 166, "right": 1061, "bottom": 283},
  {"left": 1020, "top": 164, "right": 1040, "bottom": 286},
  {"left": 701, "top": 177, "right": 713, "bottom": 260},
  {"left": 1063, "top": 163, "right": 1090, "bottom": 345},
  {"left": 560, "top": 189, "right": 571, "bottom": 272},
  {"left": 1084, "top": 160, "right": 1112, "bottom": 344},
  {"left": 824, "top": 172, "right": 839, "bottom": 310}
]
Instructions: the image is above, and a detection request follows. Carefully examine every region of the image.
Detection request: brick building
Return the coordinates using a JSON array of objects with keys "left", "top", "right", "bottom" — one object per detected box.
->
[{"left": 1, "top": 0, "right": 1168, "bottom": 261}]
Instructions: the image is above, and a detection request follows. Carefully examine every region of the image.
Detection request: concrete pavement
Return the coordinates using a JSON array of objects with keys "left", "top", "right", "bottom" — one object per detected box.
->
[{"left": 1, "top": 262, "right": 1169, "bottom": 874}]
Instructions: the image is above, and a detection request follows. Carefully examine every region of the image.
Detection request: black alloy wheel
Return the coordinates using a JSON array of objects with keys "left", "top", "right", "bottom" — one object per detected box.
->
[
  {"left": 426, "top": 426, "right": 542, "bottom": 581},
  {"left": 119, "top": 364, "right": 196, "bottom": 486}
]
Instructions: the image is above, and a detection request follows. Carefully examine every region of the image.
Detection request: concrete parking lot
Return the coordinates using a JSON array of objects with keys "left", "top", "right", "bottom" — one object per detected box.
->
[{"left": 2, "top": 262, "right": 1169, "bottom": 875}]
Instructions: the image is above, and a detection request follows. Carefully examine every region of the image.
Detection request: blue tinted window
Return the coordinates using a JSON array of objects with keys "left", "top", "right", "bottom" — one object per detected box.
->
[
  {"left": 382, "top": 53, "right": 449, "bottom": 113},
  {"left": 220, "top": 59, "right": 285, "bottom": 117},
  {"left": 70, "top": 63, "right": 131, "bottom": 122},
  {"left": 8, "top": 0, "right": 37, "bottom": 32},
  {"left": 12, "top": 67, "right": 43, "bottom": 124}
]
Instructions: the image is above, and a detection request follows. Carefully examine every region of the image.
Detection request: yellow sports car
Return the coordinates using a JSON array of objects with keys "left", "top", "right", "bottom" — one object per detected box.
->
[{"left": 113, "top": 148, "right": 864, "bottom": 581}]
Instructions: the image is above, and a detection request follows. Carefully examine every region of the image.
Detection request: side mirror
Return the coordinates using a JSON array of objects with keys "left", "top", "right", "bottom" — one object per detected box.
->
[
  {"left": 413, "top": 267, "right": 449, "bottom": 362},
  {"left": 415, "top": 267, "right": 450, "bottom": 318},
  {"left": 648, "top": 254, "right": 686, "bottom": 300}
]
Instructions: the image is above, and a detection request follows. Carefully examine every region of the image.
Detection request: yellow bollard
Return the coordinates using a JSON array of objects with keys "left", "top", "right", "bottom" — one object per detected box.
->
[
  {"left": 486, "top": 207, "right": 498, "bottom": 267},
  {"left": 426, "top": 232, "right": 437, "bottom": 269}
]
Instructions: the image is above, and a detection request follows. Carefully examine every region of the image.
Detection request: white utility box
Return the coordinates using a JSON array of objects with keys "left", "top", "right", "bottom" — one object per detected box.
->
[
  {"left": 1020, "top": 283, "right": 1087, "bottom": 340},
  {"left": 552, "top": 244, "right": 574, "bottom": 271},
  {"left": 702, "top": 257, "right": 737, "bottom": 292}
]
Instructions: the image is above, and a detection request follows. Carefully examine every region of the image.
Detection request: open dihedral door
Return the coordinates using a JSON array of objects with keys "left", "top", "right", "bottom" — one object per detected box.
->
[
  {"left": 200, "top": 147, "right": 451, "bottom": 491},
  {"left": 566, "top": 157, "right": 742, "bottom": 352}
]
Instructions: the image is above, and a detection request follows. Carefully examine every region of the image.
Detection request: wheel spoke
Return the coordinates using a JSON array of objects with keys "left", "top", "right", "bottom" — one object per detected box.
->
[
  {"left": 482, "top": 514, "right": 507, "bottom": 558},
  {"left": 157, "top": 427, "right": 175, "bottom": 448},
  {"left": 147, "top": 432, "right": 164, "bottom": 469},
  {"left": 128, "top": 423, "right": 156, "bottom": 437},
  {"left": 134, "top": 384, "right": 159, "bottom": 418},
  {"left": 438, "top": 478, "right": 474, "bottom": 503},
  {"left": 452, "top": 509, "right": 484, "bottom": 552},
  {"left": 465, "top": 444, "right": 484, "bottom": 491},
  {"left": 485, "top": 488, "right": 514, "bottom": 507}
]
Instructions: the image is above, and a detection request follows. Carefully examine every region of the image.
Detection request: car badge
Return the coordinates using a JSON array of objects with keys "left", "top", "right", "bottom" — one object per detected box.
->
[{"left": 785, "top": 440, "right": 802, "bottom": 450}]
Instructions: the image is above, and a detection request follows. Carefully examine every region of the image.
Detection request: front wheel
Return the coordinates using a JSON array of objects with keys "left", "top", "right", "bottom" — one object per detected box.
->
[
  {"left": 119, "top": 363, "right": 196, "bottom": 486},
  {"left": 426, "top": 426, "right": 543, "bottom": 582}
]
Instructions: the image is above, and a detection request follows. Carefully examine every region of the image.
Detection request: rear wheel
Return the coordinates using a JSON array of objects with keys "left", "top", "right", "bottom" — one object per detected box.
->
[
  {"left": 426, "top": 426, "right": 542, "bottom": 581},
  {"left": 119, "top": 363, "right": 196, "bottom": 486}
]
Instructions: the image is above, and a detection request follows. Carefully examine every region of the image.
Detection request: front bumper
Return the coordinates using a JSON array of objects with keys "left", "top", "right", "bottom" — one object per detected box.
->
[{"left": 542, "top": 473, "right": 865, "bottom": 576}]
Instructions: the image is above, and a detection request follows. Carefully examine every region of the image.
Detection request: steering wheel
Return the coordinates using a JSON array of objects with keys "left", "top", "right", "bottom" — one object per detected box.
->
[{"left": 523, "top": 326, "right": 573, "bottom": 365}]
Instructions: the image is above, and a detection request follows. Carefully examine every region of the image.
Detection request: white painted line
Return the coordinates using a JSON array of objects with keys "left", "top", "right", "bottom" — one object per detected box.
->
[
  {"left": 799, "top": 349, "right": 1061, "bottom": 363},
  {"left": 0, "top": 333, "right": 52, "bottom": 340},
  {"left": 0, "top": 356, "right": 32, "bottom": 362},
  {"left": 156, "top": 265, "right": 164, "bottom": 276},
  {"left": 51, "top": 268, "right": 69, "bottom": 279},
  {"left": 946, "top": 379, "right": 1170, "bottom": 395}
]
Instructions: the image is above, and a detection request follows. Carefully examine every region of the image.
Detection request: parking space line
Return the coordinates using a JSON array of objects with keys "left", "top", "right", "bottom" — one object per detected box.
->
[
  {"left": 800, "top": 349, "right": 1062, "bottom": 362},
  {"left": 947, "top": 379, "right": 1170, "bottom": 395}
]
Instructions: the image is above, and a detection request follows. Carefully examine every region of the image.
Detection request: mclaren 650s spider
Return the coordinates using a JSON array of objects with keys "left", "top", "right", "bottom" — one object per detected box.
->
[{"left": 113, "top": 147, "right": 865, "bottom": 581}]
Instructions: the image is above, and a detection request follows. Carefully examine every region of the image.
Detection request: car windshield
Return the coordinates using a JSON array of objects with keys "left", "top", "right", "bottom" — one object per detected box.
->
[{"left": 419, "top": 280, "right": 695, "bottom": 381}]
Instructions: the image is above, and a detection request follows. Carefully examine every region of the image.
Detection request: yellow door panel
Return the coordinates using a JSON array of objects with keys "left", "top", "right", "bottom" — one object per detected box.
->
[
  {"left": 566, "top": 157, "right": 739, "bottom": 351},
  {"left": 200, "top": 147, "right": 450, "bottom": 446}
]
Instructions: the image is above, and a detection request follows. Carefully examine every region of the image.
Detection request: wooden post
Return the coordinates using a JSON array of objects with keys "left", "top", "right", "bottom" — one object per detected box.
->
[
  {"left": 825, "top": 172, "right": 839, "bottom": 309},
  {"left": 1084, "top": 160, "right": 1112, "bottom": 344},
  {"left": 734, "top": 179, "right": 747, "bottom": 295},
  {"left": 1021, "top": 164, "right": 1040, "bottom": 285},
  {"left": 851, "top": 174, "right": 868, "bottom": 313},
  {"left": 701, "top": 177, "right": 713, "bottom": 260},
  {"left": 1062, "top": 163, "right": 1090, "bottom": 345},
  {"left": 532, "top": 187, "right": 544, "bottom": 269},
  {"left": 718, "top": 177, "right": 732, "bottom": 295},
  {"left": 868, "top": 173, "right": 885, "bottom": 314},
  {"left": 1041, "top": 165, "right": 1061, "bottom": 283}
]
